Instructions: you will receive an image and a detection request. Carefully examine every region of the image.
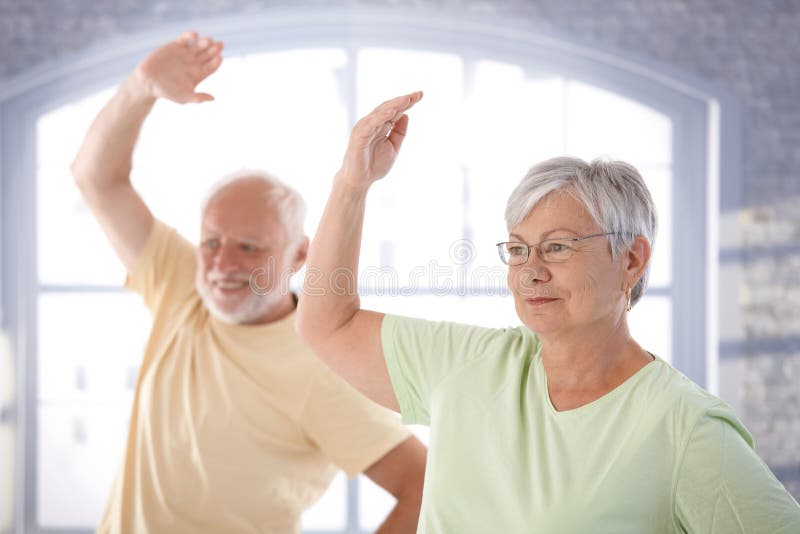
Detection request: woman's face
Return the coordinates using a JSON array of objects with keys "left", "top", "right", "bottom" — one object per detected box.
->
[{"left": 507, "top": 190, "right": 628, "bottom": 337}]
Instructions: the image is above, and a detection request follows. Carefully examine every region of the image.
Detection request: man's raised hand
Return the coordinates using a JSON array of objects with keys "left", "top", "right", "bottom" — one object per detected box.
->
[{"left": 135, "top": 31, "right": 224, "bottom": 104}]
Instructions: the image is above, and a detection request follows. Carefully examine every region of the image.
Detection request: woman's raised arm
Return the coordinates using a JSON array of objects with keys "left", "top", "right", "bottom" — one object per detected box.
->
[{"left": 296, "top": 92, "right": 423, "bottom": 411}]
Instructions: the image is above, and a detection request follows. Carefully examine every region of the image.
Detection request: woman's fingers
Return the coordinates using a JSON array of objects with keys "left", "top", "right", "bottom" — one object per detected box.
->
[
  {"left": 375, "top": 92, "right": 422, "bottom": 127},
  {"left": 354, "top": 91, "right": 423, "bottom": 142},
  {"left": 379, "top": 91, "right": 423, "bottom": 112},
  {"left": 379, "top": 91, "right": 422, "bottom": 131},
  {"left": 386, "top": 114, "right": 409, "bottom": 151}
]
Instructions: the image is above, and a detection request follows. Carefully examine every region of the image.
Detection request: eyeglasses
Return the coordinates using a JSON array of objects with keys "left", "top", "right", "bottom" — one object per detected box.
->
[{"left": 496, "top": 232, "right": 622, "bottom": 265}]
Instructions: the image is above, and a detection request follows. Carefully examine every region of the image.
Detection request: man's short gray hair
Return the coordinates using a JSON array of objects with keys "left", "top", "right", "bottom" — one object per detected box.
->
[
  {"left": 505, "top": 156, "right": 657, "bottom": 307},
  {"left": 202, "top": 169, "right": 306, "bottom": 243}
]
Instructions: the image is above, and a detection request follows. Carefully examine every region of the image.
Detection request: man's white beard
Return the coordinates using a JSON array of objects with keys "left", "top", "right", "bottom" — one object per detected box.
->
[{"left": 195, "top": 277, "right": 284, "bottom": 325}]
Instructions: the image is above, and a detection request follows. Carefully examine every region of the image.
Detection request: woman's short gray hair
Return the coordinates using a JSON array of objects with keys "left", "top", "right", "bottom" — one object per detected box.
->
[
  {"left": 505, "top": 156, "right": 657, "bottom": 307},
  {"left": 202, "top": 169, "right": 306, "bottom": 243}
]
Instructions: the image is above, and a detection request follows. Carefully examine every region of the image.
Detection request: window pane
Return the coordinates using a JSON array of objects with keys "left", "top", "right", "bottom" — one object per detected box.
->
[
  {"left": 38, "top": 49, "right": 349, "bottom": 286},
  {"left": 37, "top": 88, "right": 127, "bottom": 286},
  {"left": 358, "top": 474, "right": 394, "bottom": 530},
  {"left": 38, "top": 401, "right": 129, "bottom": 528},
  {"left": 468, "top": 62, "right": 567, "bottom": 166},
  {"left": 465, "top": 65, "right": 568, "bottom": 271},
  {"left": 38, "top": 292, "right": 150, "bottom": 401},
  {"left": 642, "top": 168, "right": 672, "bottom": 287},
  {"left": 301, "top": 472, "right": 347, "bottom": 530},
  {"left": 37, "top": 292, "right": 149, "bottom": 527},
  {"left": 134, "top": 48, "right": 349, "bottom": 243},
  {"left": 628, "top": 295, "right": 672, "bottom": 364},
  {"left": 564, "top": 80, "right": 673, "bottom": 169},
  {"left": 361, "top": 294, "right": 521, "bottom": 328},
  {"left": 357, "top": 49, "right": 466, "bottom": 283}
]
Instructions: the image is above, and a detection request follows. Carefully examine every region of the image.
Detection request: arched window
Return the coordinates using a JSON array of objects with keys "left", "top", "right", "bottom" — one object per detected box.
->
[{"left": 1, "top": 8, "right": 736, "bottom": 533}]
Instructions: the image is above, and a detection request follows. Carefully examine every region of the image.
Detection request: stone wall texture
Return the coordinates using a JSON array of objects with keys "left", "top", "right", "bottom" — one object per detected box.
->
[{"left": 1, "top": 0, "right": 798, "bottom": 501}]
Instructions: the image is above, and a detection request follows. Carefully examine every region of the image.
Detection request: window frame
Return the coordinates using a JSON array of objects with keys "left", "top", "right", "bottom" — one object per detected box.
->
[{"left": 0, "top": 7, "right": 740, "bottom": 534}]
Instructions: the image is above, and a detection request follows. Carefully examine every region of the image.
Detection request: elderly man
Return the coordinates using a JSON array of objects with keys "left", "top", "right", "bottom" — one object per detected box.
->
[{"left": 71, "top": 31, "right": 426, "bottom": 534}]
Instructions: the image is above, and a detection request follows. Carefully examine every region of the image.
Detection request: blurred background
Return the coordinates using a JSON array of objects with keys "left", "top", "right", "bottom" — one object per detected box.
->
[{"left": 0, "top": 1, "right": 797, "bottom": 533}]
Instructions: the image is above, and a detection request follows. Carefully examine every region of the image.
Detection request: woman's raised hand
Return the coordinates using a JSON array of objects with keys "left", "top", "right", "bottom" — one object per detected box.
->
[{"left": 336, "top": 91, "right": 423, "bottom": 190}]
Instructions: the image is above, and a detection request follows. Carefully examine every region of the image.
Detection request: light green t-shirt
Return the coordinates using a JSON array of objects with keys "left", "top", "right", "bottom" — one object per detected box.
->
[{"left": 382, "top": 314, "right": 800, "bottom": 534}]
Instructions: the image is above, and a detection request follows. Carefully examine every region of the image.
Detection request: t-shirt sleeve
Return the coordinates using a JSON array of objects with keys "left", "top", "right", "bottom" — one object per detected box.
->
[
  {"left": 301, "top": 365, "right": 412, "bottom": 478},
  {"left": 675, "top": 404, "right": 800, "bottom": 533},
  {"left": 124, "top": 218, "right": 197, "bottom": 316},
  {"left": 381, "top": 314, "right": 522, "bottom": 425}
]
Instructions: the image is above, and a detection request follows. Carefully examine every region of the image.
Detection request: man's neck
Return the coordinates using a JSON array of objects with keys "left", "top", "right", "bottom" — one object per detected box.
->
[{"left": 249, "top": 292, "right": 297, "bottom": 325}]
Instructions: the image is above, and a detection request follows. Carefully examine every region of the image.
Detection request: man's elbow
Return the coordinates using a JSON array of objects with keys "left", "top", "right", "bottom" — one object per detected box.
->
[
  {"left": 401, "top": 450, "right": 426, "bottom": 503},
  {"left": 373, "top": 437, "right": 427, "bottom": 503},
  {"left": 70, "top": 156, "right": 100, "bottom": 197},
  {"left": 70, "top": 158, "right": 87, "bottom": 189},
  {"left": 396, "top": 471, "right": 425, "bottom": 509},
  {"left": 383, "top": 445, "right": 426, "bottom": 532},
  {"left": 393, "top": 487, "right": 424, "bottom": 532}
]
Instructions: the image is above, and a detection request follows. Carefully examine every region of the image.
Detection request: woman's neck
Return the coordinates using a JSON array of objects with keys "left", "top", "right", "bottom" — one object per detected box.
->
[{"left": 538, "top": 317, "right": 653, "bottom": 411}]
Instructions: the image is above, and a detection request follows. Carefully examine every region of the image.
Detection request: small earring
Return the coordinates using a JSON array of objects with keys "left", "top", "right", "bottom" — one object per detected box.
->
[{"left": 625, "top": 287, "right": 632, "bottom": 312}]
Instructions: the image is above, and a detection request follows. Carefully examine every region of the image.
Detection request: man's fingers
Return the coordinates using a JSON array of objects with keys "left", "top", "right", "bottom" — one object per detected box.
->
[
  {"left": 195, "top": 36, "right": 212, "bottom": 51},
  {"left": 176, "top": 30, "right": 198, "bottom": 44},
  {"left": 200, "top": 55, "right": 223, "bottom": 76},
  {"left": 191, "top": 92, "right": 215, "bottom": 103},
  {"left": 197, "top": 41, "right": 223, "bottom": 63}
]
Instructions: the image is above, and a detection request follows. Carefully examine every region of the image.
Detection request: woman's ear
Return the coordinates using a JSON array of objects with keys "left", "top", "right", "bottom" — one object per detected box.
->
[{"left": 624, "top": 235, "right": 651, "bottom": 289}]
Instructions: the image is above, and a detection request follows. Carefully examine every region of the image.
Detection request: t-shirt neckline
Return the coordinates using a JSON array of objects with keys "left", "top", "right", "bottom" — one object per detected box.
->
[{"left": 538, "top": 350, "right": 662, "bottom": 417}]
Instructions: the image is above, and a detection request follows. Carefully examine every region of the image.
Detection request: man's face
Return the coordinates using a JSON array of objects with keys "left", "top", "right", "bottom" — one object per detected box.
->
[{"left": 195, "top": 179, "right": 300, "bottom": 325}]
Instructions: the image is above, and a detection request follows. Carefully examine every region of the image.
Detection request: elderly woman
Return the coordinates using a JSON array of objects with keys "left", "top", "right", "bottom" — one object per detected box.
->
[{"left": 296, "top": 92, "right": 800, "bottom": 533}]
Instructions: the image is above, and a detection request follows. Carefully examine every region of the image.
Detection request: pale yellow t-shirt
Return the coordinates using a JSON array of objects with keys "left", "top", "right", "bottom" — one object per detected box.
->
[{"left": 97, "top": 220, "right": 410, "bottom": 534}]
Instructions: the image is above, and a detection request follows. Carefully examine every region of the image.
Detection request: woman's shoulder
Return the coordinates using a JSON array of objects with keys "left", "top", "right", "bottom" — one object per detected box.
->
[
  {"left": 384, "top": 314, "right": 537, "bottom": 354},
  {"left": 643, "top": 359, "right": 742, "bottom": 432}
]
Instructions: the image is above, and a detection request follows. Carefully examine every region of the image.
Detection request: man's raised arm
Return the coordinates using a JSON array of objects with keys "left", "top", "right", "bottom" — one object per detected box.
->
[{"left": 71, "top": 31, "right": 223, "bottom": 272}]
